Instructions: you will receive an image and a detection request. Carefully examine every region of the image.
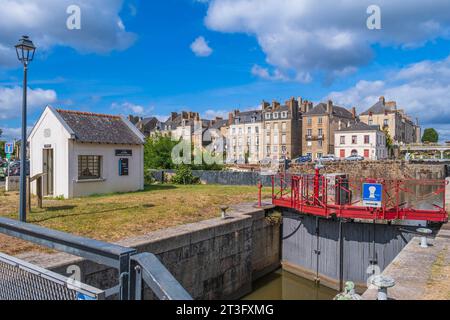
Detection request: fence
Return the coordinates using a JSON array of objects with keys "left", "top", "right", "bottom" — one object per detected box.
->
[{"left": 0, "top": 217, "right": 191, "bottom": 300}]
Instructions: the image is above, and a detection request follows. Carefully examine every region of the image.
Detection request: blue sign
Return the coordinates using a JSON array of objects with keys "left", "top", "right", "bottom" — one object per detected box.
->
[
  {"left": 362, "top": 183, "right": 383, "bottom": 208},
  {"left": 76, "top": 292, "right": 97, "bottom": 300},
  {"left": 4, "top": 142, "right": 13, "bottom": 155}
]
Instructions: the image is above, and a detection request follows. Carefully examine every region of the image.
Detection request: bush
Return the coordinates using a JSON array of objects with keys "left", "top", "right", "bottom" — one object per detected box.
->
[{"left": 171, "top": 165, "right": 199, "bottom": 185}]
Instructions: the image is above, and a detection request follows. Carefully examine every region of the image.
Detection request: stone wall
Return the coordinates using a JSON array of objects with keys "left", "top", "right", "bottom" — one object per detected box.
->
[
  {"left": 18, "top": 202, "right": 281, "bottom": 300},
  {"left": 289, "top": 161, "right": 448, "bottom": 180}
]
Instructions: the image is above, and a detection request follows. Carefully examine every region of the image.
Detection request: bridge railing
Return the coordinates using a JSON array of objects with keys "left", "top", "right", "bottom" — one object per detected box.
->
[
  {"left": 271, "top": 173, "right": 448, "bottom": 222},
  {"left": 0, "top": 217, "right": 192, "bottom": 300}
]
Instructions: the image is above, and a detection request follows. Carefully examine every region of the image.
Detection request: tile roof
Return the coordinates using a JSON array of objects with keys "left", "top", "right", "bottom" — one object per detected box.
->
[{"left": 56, "top": 109, "right": 144, "bottom": 145}]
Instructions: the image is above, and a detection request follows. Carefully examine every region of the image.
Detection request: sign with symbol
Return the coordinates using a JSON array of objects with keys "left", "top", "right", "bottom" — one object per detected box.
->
[
  {"left": 76, "top": 293, "right": 96, "bottom": 300},
  {"left": 4, "top": 142, "right": 13, "bottom": 155},
  {"left": 362, "top": 183, "right": 383, "bottom": 208}
]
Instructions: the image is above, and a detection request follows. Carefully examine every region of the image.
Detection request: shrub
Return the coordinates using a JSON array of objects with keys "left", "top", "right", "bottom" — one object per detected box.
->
[
  {"left": 171, "top": 165, "right": 199, "bottom": 185},
  {"left": 144, "top": 169, "right": 156, "bottom": 185}
]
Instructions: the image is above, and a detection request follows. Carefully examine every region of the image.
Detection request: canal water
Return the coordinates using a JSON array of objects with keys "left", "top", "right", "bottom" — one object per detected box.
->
[{"left": 243, "top": 269, "right": 337, "bottom": 300}]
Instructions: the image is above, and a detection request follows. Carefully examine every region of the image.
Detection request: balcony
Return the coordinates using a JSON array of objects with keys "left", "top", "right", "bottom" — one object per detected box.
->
[{"left": 305, "top": 134, "right": 325, "bottom": 141}]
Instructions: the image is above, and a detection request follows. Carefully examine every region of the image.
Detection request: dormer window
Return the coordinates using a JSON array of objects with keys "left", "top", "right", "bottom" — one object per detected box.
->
[
  {"left": 273, "top": 113, "right": 279, "bottom": 119},
  {"left": 265, "top": 113, "right": 271, "bottom": 120},
  {"left": 281, "top": 112, "right": 288, "bottom": 118}
]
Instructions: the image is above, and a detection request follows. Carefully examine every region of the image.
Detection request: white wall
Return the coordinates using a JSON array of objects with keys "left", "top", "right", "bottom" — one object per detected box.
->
[
  {"left": 334, "top": 131, "right": 387, "bottom": 160},
  {"left": 29, "top": 108, "right": 71, "bottom": 198},
  {"left": 69, "top": 142, "right": 144, "bottom": 198}
]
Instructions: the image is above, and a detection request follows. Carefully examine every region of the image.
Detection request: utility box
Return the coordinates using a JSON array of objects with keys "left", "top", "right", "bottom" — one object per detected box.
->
[{"left": 324, "top": 173, "right": 351, "bottom": 205}]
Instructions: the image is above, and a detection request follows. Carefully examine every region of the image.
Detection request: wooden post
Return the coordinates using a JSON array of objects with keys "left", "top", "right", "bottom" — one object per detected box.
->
[{"left": 37, "top": 176, "right": 43, "bottom": 209}]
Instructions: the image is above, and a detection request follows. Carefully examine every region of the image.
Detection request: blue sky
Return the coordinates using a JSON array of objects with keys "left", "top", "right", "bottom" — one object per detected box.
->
[{"left": 0, "top": 0, "right": 449, "bottom": 141}]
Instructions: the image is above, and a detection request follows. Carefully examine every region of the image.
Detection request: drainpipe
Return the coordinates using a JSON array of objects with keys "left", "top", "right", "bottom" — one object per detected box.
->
[{"left": 314, "top": 216, "right": 321, "bottom": 284}]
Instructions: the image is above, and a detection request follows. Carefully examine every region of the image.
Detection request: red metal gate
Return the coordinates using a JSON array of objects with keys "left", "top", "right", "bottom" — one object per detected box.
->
[{"left": 271, "top": 169, "right": 448, "bottom": 223}]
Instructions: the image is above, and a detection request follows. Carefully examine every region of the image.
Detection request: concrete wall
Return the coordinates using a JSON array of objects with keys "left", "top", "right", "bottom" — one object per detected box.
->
[
  {"left": 281, "top": 211, "right": 418, "bottom": 292},
  {"left": 19, "top": 203, "right": 280, "bottom": 300},
  {"left": 5, "top": 176, "right": 19, "bottom": 192}
]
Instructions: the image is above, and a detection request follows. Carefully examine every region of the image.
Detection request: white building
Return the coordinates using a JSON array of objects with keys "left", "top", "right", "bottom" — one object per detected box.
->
[
  {"left": 28, "top": 106, "right": 145, "bottom": 198},
  {"left": 226, "top": 110, "right": 263, "bottom": 164},
  {"left": 334, "top": 122, "right": 387, "bottom": 160}
]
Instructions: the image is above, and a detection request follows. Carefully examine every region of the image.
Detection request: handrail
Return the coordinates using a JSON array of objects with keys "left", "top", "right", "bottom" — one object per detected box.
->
[
  {"left": 130, "top": 253, "right": 192, "bottom": 300},
  {"left": 0, "top": 217, "right": 192, "bottom": 300},
  {"left": 0, "top": 216, "right": 136, "bottom": 268}
]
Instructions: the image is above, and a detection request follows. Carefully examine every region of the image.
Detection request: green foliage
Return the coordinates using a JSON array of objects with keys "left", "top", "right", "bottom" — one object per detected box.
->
[
  {"left": 0, "top": 129, "right": 4, "bottom": 159},
  {"left": 171, "top": 165, "right": 199, "bottom": 185},
  {"left": 144, "top": 134, "right": 180, "bottom": 170},
  {"left": 382, "top": 127, "right": 393, "bottom": 150},
  {"left": 422, "top": 128, "right": 439, "bottom": 143}
]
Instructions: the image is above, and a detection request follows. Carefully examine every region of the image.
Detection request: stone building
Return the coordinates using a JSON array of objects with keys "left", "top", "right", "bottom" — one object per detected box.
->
[
  {"left": 302, "top": 100, "right": 355, "bottom": 160},
  {"left": 226, "top": 110, "right": 263, "bottom": 164},
  {"left": 261, "top": 97, "right": 302, "bottom": 161},
  {"left": 334, "top": 122, "right": 388, "bottom": 160},
  {"left": 359, "top": 97, "right": 420, "bottom": 145}
]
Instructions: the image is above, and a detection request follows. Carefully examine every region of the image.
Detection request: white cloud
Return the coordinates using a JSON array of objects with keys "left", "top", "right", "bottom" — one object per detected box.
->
[
  {"left": 0, "top": 86, "right": 57, "bottom": 120},
  {"left": 190, "top": 36, "right": 213, "bottom": 57},
  {"left": 0, "top": 0, "right": 136, "bottom": 66},
  {"left": 202, "top": 109, "right": 229, "bottom": 119},
  {"left": 111, "top": 102, "right": 147, "bottom": 115},
  {"left": 0, "top": 126, "right": 33, "bottom": 141},
  {"left": 203, "top": 0, "right": 450, "bottom": 80},
  {"left": 327, "top": 56, "right": 450, "bottom": 141}
]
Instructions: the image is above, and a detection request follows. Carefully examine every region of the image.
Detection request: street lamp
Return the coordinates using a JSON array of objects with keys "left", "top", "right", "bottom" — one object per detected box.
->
[{"left": 15, "top": 35, "right": 36, "bottom": 222}]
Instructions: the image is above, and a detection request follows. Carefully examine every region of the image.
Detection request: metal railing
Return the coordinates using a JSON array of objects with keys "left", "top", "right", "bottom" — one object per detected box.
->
[{"left": 0, "top": 217, "right": 192, "bottom": 300}]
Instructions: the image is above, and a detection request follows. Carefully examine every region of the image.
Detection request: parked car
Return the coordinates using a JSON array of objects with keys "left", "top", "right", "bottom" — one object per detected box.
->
[
  {"left": 345, "top": 155, "right": 365, "bottom": 161},
  {"left": 317, "top": 155, "right": 340, "bottom": 162},
  {"left": 293, "top": 155, "right": 312, "bottom": 163}
]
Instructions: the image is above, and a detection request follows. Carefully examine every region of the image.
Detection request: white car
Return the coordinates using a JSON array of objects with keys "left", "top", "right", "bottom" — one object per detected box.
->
[
  {"left": 317, "top": 155, "right": 340, "bottom": 162},
  {"left": 345, "top": 155, "right": 365, "bottom": 161}
]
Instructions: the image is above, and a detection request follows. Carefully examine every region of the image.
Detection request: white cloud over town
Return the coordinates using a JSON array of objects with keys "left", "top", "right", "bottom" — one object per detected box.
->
[
  {"left": 0, "top": 0, "right": 136, "bottom": 66},
  {"left": 327, "top": 55, "right": 450, "bottom": 141},
  {"left": 203, "top": 0, "right": 450, "bottom": 81},
  {"left": 0, "top": 86, "right": 57, "bottom": 120},
  {"left": 190, "top": 36, "right": 213, "bottom": 57}
]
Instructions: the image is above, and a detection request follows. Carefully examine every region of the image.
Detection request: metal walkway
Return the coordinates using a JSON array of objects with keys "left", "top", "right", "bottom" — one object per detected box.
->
[{"left": 270, "top": 169, "right": 448, "bottom": 223}]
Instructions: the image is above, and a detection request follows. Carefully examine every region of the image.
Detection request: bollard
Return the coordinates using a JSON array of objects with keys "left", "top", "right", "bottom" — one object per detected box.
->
[
  {"left": 371, "top": 275, "right": 395, "bottom": 300},
  {"left": 257, "top": 180, "right": 262, "bottom": 208},
  {"left": 416, "top": 228, "right": 432, "bottom": 248},
  {"left": 220, "top": 205, "right": 229, "bottom": 219}
]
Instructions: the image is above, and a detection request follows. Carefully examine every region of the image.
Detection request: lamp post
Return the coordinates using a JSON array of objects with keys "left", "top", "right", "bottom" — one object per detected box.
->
[{"left": 15, "top": 35, "right": 36, "bottom": 222}]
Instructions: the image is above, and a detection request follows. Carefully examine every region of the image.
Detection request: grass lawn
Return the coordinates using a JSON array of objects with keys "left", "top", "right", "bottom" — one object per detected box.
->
[{"left": 0, "top": 184, "right": 271, "bottom": 255}]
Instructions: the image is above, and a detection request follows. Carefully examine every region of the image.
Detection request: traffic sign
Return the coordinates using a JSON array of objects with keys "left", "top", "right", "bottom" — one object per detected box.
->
[
  {"left": 4, "top": 142, "right": 14, "bottom": 155},
  {"left": 362, "top": 183, "right": 383, "bottom": 208},
  {"left": 6, "top": 154, "right": 11, "bottom": 160}
]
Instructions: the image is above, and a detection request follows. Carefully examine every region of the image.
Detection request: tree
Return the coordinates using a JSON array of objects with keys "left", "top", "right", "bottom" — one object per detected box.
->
[
  {"left": 422, "top": 128, "right": 439, "bottom": 143},
  {"left": 144, "top": 134, "right": 180, "bottom": 170}
]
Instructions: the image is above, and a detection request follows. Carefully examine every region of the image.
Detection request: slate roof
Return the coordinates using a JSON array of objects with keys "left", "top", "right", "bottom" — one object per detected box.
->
[
  {"left": 209, "top": 119, "right": 229, "bottom": 130},
  {"left": 304, "top": 103, "right": 353, "bottom": 119},
  {"left": 337, "top": 122, "right": 381, "bottom": 132},
  {"left": 234, "top": 110, "right": 263, "bottom": 123},
  {"left": 56, "top": 109, "right": 144, "bottom": 145},
  {"left": 360, "top": 101, "right": 392, "bottom": 115}
]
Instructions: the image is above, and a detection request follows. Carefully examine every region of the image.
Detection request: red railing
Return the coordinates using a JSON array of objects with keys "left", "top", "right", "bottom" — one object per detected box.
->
[{"left": 271, "top": 170, "right": 448, "bottom": 223}]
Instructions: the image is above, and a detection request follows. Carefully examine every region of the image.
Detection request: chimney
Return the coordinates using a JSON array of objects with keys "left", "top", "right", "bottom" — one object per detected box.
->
[
  {"left": 351, "top": 107, "right": 356, "bottom": 119},
  {"left": 228, "top": 112, "right": 234, "bottom": 125},
  {"left": 297, "top": 96, "right": 303, "bottom": 108},
  {"left": 171, "top": 112, "right": 178, "bottom": 121},
  {"left": 327, "top": 100, "right": 333, "bottom": 114},
  {"left": 379, "top": 96, "right": 385, "bottom": 105},
  {"left": 287, "top": 97, "right": 299, "bottom": 120},
  {"left": 272, "top": 100, "right": 280, "bottom": 109},
  {"left": 261, "top": 100, "right": 270, "bottom": 110},
  {"left": 308, "top": 102, "right": 313, "bottom": 112}
]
